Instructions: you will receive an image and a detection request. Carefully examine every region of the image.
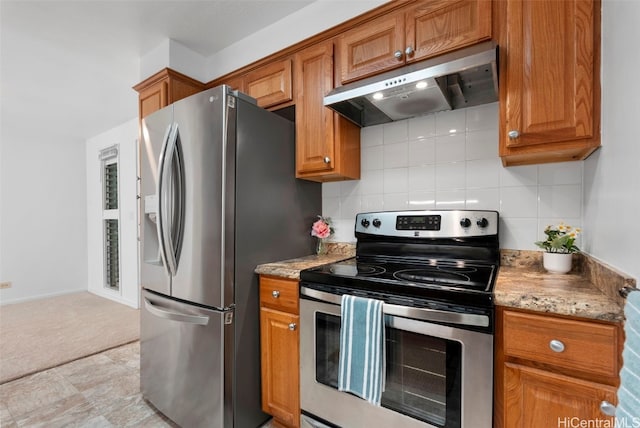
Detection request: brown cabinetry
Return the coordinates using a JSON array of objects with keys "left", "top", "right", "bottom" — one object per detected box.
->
[
  {"left": 133, "top": 68, "right": 205, "bottom": 119},
  {"left": 294, "top": 41, "right": 360, "bottom": 182},
  {"left": 244, "top": 59, "right": 293, "bottom": 109},
  {"left": 496, "top": 308, "right": 620, "bottom": 428},
  {"left": 337, "top": 0, "right": 492, "bottom": 84},
  {"left": 497, "top": 0, "right": 601, "bottom": 166},
  {"left": 213, "top": 58, "right": 293, "bottom": 110},
  {"left": 259, "top": 275, "right": 300, "bottom": 428}
]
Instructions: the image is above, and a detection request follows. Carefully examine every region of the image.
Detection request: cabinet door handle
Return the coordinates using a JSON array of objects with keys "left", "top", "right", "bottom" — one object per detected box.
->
[
  {"left": 600, "top": 401, "right": 616, "bottom": 416},
  {"left": 549, "top": 339, "right": 565, "bottom": 353},
  {"left": 272, "top": 290, "right": 280, "bottom": 298},
  {"left": 288, "top": 323, "right": 297, "bottom": 331},
  {"left": 405, "top": 46, "right": 414, "bottom": 57},
  {"left": 508, "top": 130, "right": 520, "bottom": 139},
  {"left": 394, "top": 50, "right": 403, "bottom": 60},
  {"left": 323, "top": 156, "right": 331, "bottom": 164}
]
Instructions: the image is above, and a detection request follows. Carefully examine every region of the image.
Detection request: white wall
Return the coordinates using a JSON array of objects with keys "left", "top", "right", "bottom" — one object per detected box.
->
[
  {"left": 208, "top": 0, "right": 388, "bottom": 79},
  {"left": 86, "top": 119, "right": 139, "bottom": 308},
  {"left": 0, "top": 137, "right": 87, "bottom": 304},
  {"left": 583, "top": 0, "right": 640, "bottom": 280},
  {"left": 323, "top": 103, "right": 585, "bottom": 250}
]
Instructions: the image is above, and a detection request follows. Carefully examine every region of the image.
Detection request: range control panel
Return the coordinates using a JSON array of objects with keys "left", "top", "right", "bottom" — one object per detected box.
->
[{"left": 355, "top": 210, "right": 499, "bottom": 238}]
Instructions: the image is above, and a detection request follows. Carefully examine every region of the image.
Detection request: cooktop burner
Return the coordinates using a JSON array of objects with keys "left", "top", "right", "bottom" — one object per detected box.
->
[
  {"left": 393, "top": 267, "right": 486, "bottom": 288},
  {"left": 329, "top": 263, "right": 386, "bottom": 277}
]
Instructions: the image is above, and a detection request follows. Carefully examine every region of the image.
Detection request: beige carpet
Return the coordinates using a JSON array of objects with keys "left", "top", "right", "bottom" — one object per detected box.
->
[{"left": 0, "top": 292, "right": 139, "bottom": 384}]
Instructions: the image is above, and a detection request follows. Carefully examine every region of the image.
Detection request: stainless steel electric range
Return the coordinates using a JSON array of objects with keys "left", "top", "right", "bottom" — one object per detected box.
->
[{"left": 298, "top": 210, "right": 499, "bottom": 428}]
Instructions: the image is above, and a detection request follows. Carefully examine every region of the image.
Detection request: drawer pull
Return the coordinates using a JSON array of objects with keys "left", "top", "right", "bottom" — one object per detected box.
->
[
  {"left": 289, "top": 323, "right": 297, "bottom": 331},
  {"left": 600, "top": 401, "right": 616, "bottom": 416},
  {"left": 549, "top": 339, "right": 565, "bottom": 353},
  {"left": 272, "top": 290, "right": 280, "bottom": 298}
]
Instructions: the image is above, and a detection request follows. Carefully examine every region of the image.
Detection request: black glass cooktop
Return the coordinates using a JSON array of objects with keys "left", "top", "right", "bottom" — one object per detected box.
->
[{"left": 300, "top": 257, "right": 497, "bottom": 308}]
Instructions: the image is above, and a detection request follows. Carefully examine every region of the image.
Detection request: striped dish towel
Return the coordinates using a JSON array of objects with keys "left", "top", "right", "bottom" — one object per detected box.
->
[
  {"left": 617, "top": 290, "right": 640, "bottom": 423},
  {"left": 338, "top": 294, "right": 385, "bottom": 405}
]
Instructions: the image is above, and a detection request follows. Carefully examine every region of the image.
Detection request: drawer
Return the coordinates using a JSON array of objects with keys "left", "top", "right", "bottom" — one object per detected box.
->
[
  {"left": 259, "top": 276, "right": 299, "bottom": 314},
  {"left": 502, "top": 310, "right": 619, "bottom": 378}
]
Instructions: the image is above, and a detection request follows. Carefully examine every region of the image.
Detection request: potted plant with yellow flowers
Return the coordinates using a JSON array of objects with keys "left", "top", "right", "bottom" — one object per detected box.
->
[{"left": 535, "top": 223, "right": 581, "bottom": 274}]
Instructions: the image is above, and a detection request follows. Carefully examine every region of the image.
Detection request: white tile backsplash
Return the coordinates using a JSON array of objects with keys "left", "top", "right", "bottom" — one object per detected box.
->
[
  {"left": 361, "top": 145, "right": 383, "bottom": 171},
  {"left": 408, "top": 114, "right": 436, "bottom": 140},
  {"left": 408, "top": 165, "right": 436, "bottom": 192},
  {"left": 321, "top": 102, "right": 585, "bottom": 250},
  {"left": 408, "top": 138, "right": 436, "bottom": 166},
  {"left": 435, "top": 109, "right": 466, "bottom": 136},
  {"left": 383, "top": 142, "right": 409, "bottom": 168},
  {"left": 435, "top": 133, "right": 466, "bottom": 163},
  {"left": 435, "top": 162, "right": 466, "bottom": 190}
]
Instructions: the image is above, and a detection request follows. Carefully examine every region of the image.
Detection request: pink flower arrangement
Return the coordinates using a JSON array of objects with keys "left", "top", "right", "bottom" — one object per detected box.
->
[{"left": 311, "top": 216, "right": 334, "bottom": 239}]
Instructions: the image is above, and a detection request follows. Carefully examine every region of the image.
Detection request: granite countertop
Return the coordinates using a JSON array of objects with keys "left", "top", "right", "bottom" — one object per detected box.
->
[
  {"left": 255, "top": 245, "right": 636, "bottom": 323},
  {"left": 496, "top": 250, "right": 635, "bottom": 322},
  {"left": 495, "top": 266, "right": 624, "bottom": 321},
  {"left": 255, "top": 242, "right": 355, "bottom": 280}
]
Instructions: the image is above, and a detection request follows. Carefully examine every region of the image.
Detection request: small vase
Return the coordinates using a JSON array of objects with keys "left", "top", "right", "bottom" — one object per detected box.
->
[
  {"left": 316, "top": 238, "right": 327, "bottom": 255},
  {"left": 543, "top": 252, "right": 573, "bottom": 274}
]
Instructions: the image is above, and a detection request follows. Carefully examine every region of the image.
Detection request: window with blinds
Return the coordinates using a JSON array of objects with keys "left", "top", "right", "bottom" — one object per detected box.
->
[
  {"left": 100, "top": 145, "right": 120, "bottom": 292},
  {"left": 104, "top": 162, "right": 118, "bottom": 210},
  {"left": 104, "top": 219, "right": 119, "bottom": 290}
]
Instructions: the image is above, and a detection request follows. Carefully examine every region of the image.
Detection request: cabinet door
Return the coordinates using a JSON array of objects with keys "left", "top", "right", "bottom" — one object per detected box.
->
[
  {"left": 499, "top": 0, "right": 600, "bottom": 164},
  {"left": 407, "top": 0, "right": 492, "bottom": 62},
  {"left": 139, "top": 79, "right": 168, "bottom": 119},
  {"left": 244, "top": 59, "right": 293, "bottom": 108},
  {"left": 134, "top": 69, "right": 204, "bottom": 119},
  {"left": 338, "top": 12, "right": 405, "bottom": 84},
  {"left": 294, "top": 42, "right": 336, "bottom": 176},
  {"left": 295, "top": 42, "right": 360, "bottom": 182},
  {"left": 504, "top": 363, "right": 616, "bottom": 427},
  {"left": 260, "top": 308, "right": 300, "bottom": 428}
]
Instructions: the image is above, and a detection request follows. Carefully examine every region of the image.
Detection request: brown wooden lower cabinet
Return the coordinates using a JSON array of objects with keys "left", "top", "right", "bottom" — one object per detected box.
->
[
  {"left": 496, "top": 307, "right": 622, "bottom": 428},
  {"left": 259, "top": 275, "right": 300, "bottom": 428},
  {"left": 504, "top": 363, "right": 617, "bottom": 426}
]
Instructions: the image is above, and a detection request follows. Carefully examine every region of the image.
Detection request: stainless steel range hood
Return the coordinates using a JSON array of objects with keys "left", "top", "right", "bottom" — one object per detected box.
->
[{"left": 324, "top": 41, "right": 498, "bottom": 127}]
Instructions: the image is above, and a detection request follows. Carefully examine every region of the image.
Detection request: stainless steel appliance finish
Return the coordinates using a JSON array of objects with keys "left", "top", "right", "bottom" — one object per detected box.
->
[
  {"left": 324, "top": 41, "right": 498, "bottom": 127},
  {"left": 299, "top": 210, "right": 499, "bottom": 428},
  {"left": 140, "top": 86, "right": 321, "bottom": 428},
  {"left": 299, "top": 296, "right": 493, "bottom": 428}
]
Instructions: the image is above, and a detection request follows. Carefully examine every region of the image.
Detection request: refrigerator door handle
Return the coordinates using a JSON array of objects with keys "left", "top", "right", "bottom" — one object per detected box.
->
[
  {"left": 156, "top": 123, "right": 173, "bottom": 277},
  {"left": 158, "top": 123, "right": 180, "bottom": 277},
  {"left": 144, "top": 298, "right": 210, "bottom": 325}
]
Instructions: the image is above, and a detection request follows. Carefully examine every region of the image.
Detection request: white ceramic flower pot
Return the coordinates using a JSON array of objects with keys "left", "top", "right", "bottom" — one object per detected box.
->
[{"left": 543, "top": 252, "right": 573, "bottom": 274}]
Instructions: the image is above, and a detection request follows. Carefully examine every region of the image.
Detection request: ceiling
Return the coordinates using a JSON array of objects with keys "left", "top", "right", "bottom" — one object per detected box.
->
[{"left": 0, "top": 1, "right": 316, "bottom": 144}]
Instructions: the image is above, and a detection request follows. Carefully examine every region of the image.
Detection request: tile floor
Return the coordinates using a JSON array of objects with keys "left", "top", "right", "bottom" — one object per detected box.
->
[{"left": 0, "top": 342, "right": 277, "bottom": 427}]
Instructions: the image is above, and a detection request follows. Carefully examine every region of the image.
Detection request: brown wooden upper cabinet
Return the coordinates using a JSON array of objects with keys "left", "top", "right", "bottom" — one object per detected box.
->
[
  {"left": 133, "top": 68, "right": 205, "bottom": 119},
  {"left": 337, "top": 0, "right": 492, "bottom": 84},
  {"left": 294, "top": 41, "right": 360, "bottom": 182},
  {"left": 216, "top": 58, "right": 293, "bottom": 110},
  {"left": 498, "top": 0, "right": 601, "bottom": 166},
  {"left": 244, "top": 59, "right": 293, "bottom": 109}
]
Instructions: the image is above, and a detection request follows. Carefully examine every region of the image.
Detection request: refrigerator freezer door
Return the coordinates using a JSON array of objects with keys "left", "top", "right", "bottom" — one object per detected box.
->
[
  {"left": 141, "top": 289, "right": 232, "bottom": 428},
  {"left": 140, "top": 105, "right": 173, "bottom": 296},
  {"left": 170, "top": 87, "right": 231, "bottom": 308}
]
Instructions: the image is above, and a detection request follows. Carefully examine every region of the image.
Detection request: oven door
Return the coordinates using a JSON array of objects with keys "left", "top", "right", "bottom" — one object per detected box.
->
[{"left": 299, "top": 290, "right": 493, "bottom": 428}]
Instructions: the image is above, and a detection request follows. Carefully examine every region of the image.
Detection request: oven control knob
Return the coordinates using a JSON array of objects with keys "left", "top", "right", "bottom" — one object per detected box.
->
[
  {"left": 460, "top": 218, "right": 471, "bottom": 228},
  {"left": 477, "top": 218, "right": 489, "bottom": 228},
  {"left": 361, "top": 218, "right": 370, "bottom": 228},
  {"left": 372, "top": 218, "right": 381, "bottom": 228}
]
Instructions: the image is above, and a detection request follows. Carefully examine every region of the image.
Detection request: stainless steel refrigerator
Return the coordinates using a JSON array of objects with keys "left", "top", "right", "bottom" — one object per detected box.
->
[{"left": 139, "top": 85, "right": 321, "bottom": 428}]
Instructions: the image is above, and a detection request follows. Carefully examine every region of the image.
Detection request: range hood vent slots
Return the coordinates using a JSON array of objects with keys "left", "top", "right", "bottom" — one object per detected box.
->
[{"left": 324, "top": 41, "right": 498, "bottom": 127}]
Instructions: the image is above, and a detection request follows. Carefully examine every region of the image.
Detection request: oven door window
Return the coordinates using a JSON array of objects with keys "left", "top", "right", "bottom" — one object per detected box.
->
[{"left": 314, "top": 312, "right": 462, "bottom": 428}]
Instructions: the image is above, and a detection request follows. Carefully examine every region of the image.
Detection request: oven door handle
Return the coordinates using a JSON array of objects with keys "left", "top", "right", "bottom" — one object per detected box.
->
[{"left": 300, "top": 286, "right": 489, "bottom": 328}]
